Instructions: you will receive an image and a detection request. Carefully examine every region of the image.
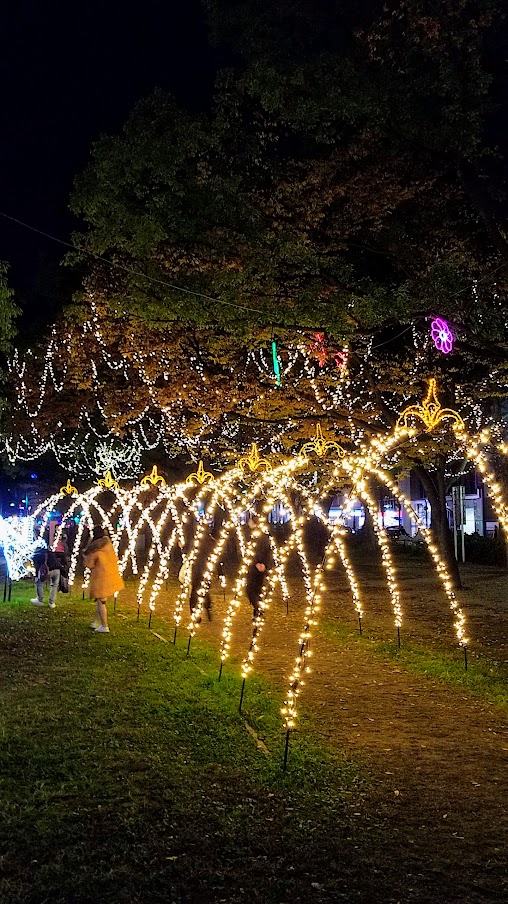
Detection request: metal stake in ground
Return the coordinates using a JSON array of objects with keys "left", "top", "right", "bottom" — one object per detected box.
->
[
  {"left": 186, "top": 633, "right": 192, "bottom": 656},
  {"left": 464, "top": 645, "right": 468, "bottom": 671},
  {"left": 283, "top": 728, "right": 291, "bottom": 771},
  {"left": 358, "top": 612, "right": 363, "bottom": 635},
  {"left": 218, "top": 660, "right": 223, "bottom": 681},
  {"left": 397, "top": 626, "right": 401, "bottom": 648},
  {"left": 239, "top": 678, "right": 246, "bottom": 712}
]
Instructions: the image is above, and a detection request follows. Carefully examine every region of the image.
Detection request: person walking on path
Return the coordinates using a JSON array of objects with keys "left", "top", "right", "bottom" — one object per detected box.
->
[
  {"left": 245, "top": 516, "right": 273, "bottom": 619},
  {"left": 31, "top": 548, "right": 62, "bottom": 609},
  {"left": 83, "top": 526, "right": 124, "bottom": 634}
]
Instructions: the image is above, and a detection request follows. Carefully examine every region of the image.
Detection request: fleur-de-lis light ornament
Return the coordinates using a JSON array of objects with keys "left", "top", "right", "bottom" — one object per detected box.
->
[
  {"left": 97, "top": 470, "right": 119, "bottom": 490},
  {"left": 300, "top": 424, "right": 345, "bottom": 460},
  {"left": 237, "top": 443, "right": 272, "bottom": 474},
  {"left": 59, "top": 479, "right": 78, "bottom": 496},
  {"left": 141, "top": 465, "right": 166, "bottom": 487},
  {"left": 186, "top": 460, "right": 214, "bottom": 485},
  {"left": 396, "top": 378, "right": 464, "bottom": 431}
]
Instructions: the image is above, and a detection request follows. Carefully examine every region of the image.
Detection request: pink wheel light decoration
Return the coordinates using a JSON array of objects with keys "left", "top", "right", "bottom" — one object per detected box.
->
[{"left": 431, "top": 318, "right": 454, "bottom": 354}]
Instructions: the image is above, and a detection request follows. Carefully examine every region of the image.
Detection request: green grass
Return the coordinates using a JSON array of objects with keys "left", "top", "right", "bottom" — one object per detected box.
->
[
  {"left": 323, "top": 617, "right": 508, "bottom": 709},
  {"left": 1, "top": 584, "right": 364, "bottom": 904}
]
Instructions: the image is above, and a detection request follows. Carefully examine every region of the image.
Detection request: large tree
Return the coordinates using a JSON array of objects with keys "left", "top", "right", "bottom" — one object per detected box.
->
[{"left": 8, "top": 0, "right": 508, "bottom": 583}]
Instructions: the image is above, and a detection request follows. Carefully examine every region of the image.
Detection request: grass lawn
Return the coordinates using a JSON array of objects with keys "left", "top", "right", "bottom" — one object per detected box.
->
[
  {"left": 2, "top": 577, "right": 507, "bottom": 904},
  {"left": 322, "top": 617, "right": 508, "bottom": 709},
  {"left": 1, "top": 584, "right": 363, "bottom": 904}
]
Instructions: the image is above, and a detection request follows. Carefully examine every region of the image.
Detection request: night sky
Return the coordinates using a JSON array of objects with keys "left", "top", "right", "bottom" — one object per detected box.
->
[{"left": 0, "top": 1, "right": 218, "bottom": 319}]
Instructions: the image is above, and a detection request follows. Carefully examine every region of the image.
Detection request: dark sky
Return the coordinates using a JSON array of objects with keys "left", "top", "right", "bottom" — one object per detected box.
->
[{"left": 0, "top": 1, "right": 218, "bottom": 311}]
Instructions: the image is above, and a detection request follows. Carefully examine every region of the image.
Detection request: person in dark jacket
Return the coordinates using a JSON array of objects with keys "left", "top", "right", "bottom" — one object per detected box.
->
[
  {"left": 245, "top": 516, "right": 273, "bottom": 618},
  {"left": 31, "top": 548, "right": 61, "bottom": 609}
]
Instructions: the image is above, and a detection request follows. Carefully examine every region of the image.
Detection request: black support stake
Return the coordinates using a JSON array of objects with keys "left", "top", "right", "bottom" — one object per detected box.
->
[
  {"left": 218, "top": 660, "right": 223, "bottom": 681},
  {"left": 283, "top": 729, "right": 291, "bottom": 772},
  {"left": 8, "top": 580, "right": 12, "bottom": 602},
  {"left": 173, "top": 625, "right": 177, "bottom": 644},
  {"left": 148, "top": 611, "right": 152, "bottom": 629},
  {"left": 239, "top": 678, "right": 246, "bottom": 712},
  {"left": 464, "top": 645, "right": 468, "bottom": 671},
  {"left": 186, "top": 634, "right": 192, "bottom": 657},
  {"left": 397, "top": 626, "right": 401, "bottom": 648},
  {"left": 358, "top": 614, "right": 362, "bottom": 636}
]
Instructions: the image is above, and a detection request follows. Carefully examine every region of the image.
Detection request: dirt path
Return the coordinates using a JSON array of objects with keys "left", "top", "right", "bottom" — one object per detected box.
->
[{"left": 124, "top": 556, "right": 508, "bottom": 902}]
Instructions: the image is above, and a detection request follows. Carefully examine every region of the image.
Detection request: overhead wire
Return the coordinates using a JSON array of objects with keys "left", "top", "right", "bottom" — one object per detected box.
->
[{"left": 2, "top": 206, "right": 508, "bottom": 355}]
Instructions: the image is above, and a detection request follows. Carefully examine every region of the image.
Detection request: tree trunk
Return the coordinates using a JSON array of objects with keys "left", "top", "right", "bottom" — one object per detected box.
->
[
  {"left": 357, "top": 504, "right": 379, "bottom": 553},
  {"left": 414, "top": 462, "right": 462, "bottom": 590}
]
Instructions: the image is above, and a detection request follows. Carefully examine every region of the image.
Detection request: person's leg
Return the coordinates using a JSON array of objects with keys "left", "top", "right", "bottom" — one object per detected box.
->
[
  {"left": 97, "top": 598, "right": 108, "bottom": 628},
  {"left": 37, "top": 574, "right": 45, "bottom": 602},
  {"left": 32, "top": 575, "right": 44, "bottom": 604},
  {"left": 90, "top": 600, "right": 101, "bottom": 628},
  {"left": 48, "top": 569, "right": 60, "bottom": 607},
  {"left": 247, "top": 589, "right": 260, "bottom": 619}
]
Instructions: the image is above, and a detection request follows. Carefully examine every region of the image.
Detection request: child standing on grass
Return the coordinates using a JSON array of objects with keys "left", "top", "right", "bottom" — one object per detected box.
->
[{"left": 82, "top": 526, "right": 124, "bottom": 634}]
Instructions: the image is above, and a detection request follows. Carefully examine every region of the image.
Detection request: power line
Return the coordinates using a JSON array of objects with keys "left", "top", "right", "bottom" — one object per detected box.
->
[
  {"left": 2, "top": 207, "right": 507, "bottom": 339},
  {"left": 0, "top": 209, "right": 263, "bottom": 317}
]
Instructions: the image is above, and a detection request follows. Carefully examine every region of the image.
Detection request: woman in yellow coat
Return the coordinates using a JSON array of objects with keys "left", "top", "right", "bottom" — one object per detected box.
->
[{"left": 83, "top": 526, "right": 124, "bottom": 633}]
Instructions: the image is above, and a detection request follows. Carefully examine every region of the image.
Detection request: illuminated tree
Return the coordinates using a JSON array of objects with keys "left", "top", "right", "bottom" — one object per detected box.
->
[{"left": 8, "top": 0, "right": 508, "bottom": 584}]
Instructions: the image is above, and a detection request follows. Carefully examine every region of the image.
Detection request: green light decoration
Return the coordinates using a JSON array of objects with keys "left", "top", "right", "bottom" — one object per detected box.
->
[{"left": 271, "top": 340, "right": 281, "bottom": 386}]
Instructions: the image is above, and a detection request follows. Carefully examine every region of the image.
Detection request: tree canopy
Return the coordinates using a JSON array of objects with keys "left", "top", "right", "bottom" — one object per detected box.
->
[
  {"left": 69, "top": 0, "right": 506, "bottom": 339},
  {"left": 5, "top": 0, "right": 508, "bottom": 585}
]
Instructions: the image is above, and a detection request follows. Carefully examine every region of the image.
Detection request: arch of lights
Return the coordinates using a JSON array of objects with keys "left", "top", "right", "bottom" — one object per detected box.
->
[{"left": 27, "top": 382, "right": 508, "bottom": 759}]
